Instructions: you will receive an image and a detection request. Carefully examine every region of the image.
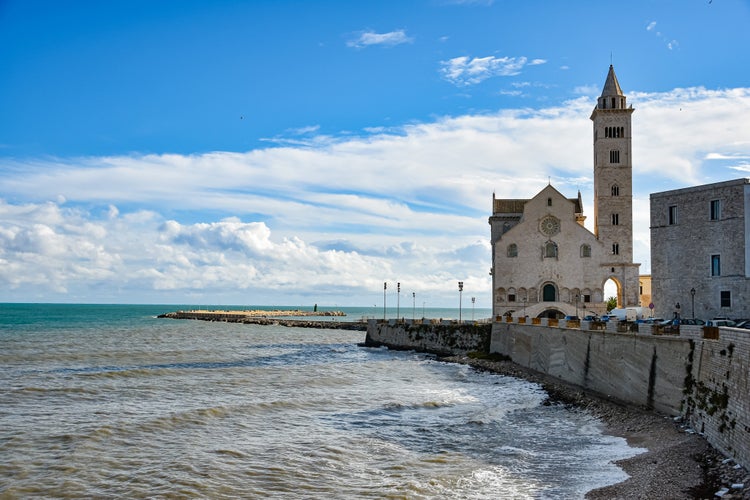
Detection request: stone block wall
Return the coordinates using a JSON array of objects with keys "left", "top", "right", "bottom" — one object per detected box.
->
[
  {"left": 364, "top": 319, "right": 491, "bottom": 355},
  {"left": 490, "top": 322, "right": 690, "bottom": 415},
  {"left": 682, "top": 328, "right": 750, "bottom": 468},
  {"left": 490, "top": 322, "right": 750, "bottom": 468}
]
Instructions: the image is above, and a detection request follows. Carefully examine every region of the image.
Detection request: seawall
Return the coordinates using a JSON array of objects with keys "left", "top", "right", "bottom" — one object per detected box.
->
[
  {"left": 364, "top": 319, "right": 491, "bottom": 355},
  {"left": 491, "top": 321, "right": 750, "bottom": 470},
  {"left": 366, "top": 318, "right": 750, "bottom": 469}
]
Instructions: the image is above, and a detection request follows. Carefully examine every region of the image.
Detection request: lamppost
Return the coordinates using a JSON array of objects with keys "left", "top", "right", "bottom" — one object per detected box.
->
[
  {"left": 458, "top": 281, "right": 464, "bottom": 322},
  {"left": 575, "top": 294, "right": 579, "bottom": 319},
  {"left": 397, "top": 282, "right": 401, "bottom": 321},
  {"left": 690, "top": 288, "right": 696, "bottom": 318},
  {"left": 471, "top": 297, "right": 476, "bottom": 321},
  {"left": 523, "top": 296, "right": 527, "bottom": 318},
  {"left": 383, "top": 282, "right": 387, "bottom": 321},
  {"left": 412, "top": 292, "right": 416, "bottom": 321},
  {"left": 675, "top": 302, "right": 681, "bottom": 320}
]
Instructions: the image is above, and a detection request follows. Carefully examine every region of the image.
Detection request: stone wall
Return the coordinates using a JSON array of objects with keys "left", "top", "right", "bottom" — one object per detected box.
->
[
  {"left": 364, "top": 319, "right": 491, "bottom": 355},
  {"left": 681, "top": 328, "right": 750, "bottom": 469},
  {"left": 490, "top": 321, "right": 750, "bottom": 469},
  {"left": 363, "top": 317, "right": 750, "bottom": 468},
  {"left": 490, "top": 321, "right": 691, "bottom": 415}
]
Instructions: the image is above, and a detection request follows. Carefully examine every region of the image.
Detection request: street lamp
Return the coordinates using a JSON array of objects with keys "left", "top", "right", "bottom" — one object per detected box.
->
[
  {"left": 523, "top": 296, "right": 527, "bottom": 318},
  {"left": 471, "top": 297, "right": 476, "bottom": 321},
  {"left": 575, "top": 294, "right": 579, "bottom": 319},
  {"left": 397, "top": 282, "right": 401, "bottom": 321},
  {"left": 412, "top": 292, "right": 416, "bottom": 321},
  {"left": 458, "top": 281, "right": 464, "bottom": 322},
  {"left": 675, "top": 302, "right": 681, "bottom": 320},
  {"left": 383, "top": 282, "right": 387, "bottom": 321},
  {"left": 690, "top": 288, "right": 696, "bottom": 318}
]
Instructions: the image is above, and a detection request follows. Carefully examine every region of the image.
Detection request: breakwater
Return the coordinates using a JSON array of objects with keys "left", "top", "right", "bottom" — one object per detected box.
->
[
  {"left": 159, "top": 309, "right": 365, "bottom": 330},
  {"left": 366, "top": 317, "right": 750, "bottom": 470}
]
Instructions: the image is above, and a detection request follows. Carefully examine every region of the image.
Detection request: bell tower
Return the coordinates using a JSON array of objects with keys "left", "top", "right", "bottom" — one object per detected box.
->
[{"left": 591, "top": 65, "right": 640, "bottom": 306}]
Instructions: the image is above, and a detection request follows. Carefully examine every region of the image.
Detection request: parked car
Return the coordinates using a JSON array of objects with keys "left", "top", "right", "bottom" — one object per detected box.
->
[
  {"left": 583, "top": 315, "right": 599, "bottom": 322},
  {"left": 599, "top": 315, "right": 612, "bottom": 322},
  {"left": 680, "top": 318, "right": 706, "bottom": 326},
  {"left": 706, "top": 318, "right": 736, "bottom": 327},
  {"left": 640, "top": 318, "right": 665, "bottom": 324},
  {"left": 563, "top": 315, "right": 580, "bottom": 321}
]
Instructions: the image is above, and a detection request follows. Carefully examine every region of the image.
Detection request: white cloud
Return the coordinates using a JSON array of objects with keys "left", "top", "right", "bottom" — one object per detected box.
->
[
  {"left": 347, "top": 29, "right": 413, "bottom": 48},
  {"left": 1, "top": 86, "right": 749, "bottom": 304},
  {"left": 646, "top": 20, "right": 679, "bottom": 50},
  {"left": 440, "top": 55, "right": 535, "bottom": 86}
]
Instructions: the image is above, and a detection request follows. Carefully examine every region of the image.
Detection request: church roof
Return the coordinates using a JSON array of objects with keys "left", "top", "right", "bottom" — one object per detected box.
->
[
  {"left": 600, "top": 64, "right": 624, "bottom": 97},
  {"left": 492, "top": 195, "right": 583, "bottom": 215}
]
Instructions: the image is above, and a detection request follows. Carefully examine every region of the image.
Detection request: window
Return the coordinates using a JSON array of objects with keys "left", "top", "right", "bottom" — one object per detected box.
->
[
  {"left": 711, "top": 255, "right": 721, "bottom": 276},
  {"left": 544, "top": 241, "right": 558, "bottom": 258},
  {"left": 583, "top": 294, "right": 591, "bottom": 303},
  {"left": 508, "top": 294, "right": 516, "bottom": 302},
  {"left": 610, "top": 150, "right": 620, "bottom": 163},
  {"left": 611, "top": 184, "right": 620, "bottom": 196},
  {"left": 612, "top": 243, "right": 620, "bottom": 255},
  {"left": 710, "top": 199, "right": 721, "bottom": 221},
  {"left": 611, "top": 213, "right": 619, "bottom": 225},
  {"left": 580, "top": 244, "right": 591, "bottom": 258},
  {"left": 507, "top": 243, "right": 518, "bottom": 258},
  {"left": 668, "top": 205, "right": 678, "bottom": 225},
  {"left": 547, "top": 197, "right": 552, "bottom": 206},
  {"left": 543, "top": 284, "right": 556, "bottom": 302},
  {"left": 720, "top": 291, "right": 731, "bottom": 308}
]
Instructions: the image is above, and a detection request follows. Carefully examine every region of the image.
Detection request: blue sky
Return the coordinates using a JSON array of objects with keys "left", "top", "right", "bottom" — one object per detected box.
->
[{"left": 1, "top": 0, "right": 749, "bottom": 307}]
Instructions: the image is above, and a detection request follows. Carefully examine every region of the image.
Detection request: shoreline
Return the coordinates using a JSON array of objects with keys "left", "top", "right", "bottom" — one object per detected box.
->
[{"left": 440, "top": 355, "right": 750, "bottom": 499}]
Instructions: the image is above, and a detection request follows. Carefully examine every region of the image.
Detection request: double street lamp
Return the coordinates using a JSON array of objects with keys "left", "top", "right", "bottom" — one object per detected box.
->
[
  {"left": 397, "top": 282, "right": 401, "bottom": 321},
  {"left": 458, "top": 281, "right": 464, "bottom": 322}
]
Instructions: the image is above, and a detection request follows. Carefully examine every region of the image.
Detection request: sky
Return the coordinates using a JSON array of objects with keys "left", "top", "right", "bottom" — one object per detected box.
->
[{"left": 1, "top": 0, "right": 750, "bottom": 307}]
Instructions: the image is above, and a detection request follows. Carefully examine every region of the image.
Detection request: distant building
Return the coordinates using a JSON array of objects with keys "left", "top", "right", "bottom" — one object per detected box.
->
[
  {"left": 639, "top": 274, "right": 653, "bottom": 314},
  {"left": 489, "top": 65, "right": 640, "bottom": 319},
  {"left": 650, "top": 178, "right": 750, "bottom": 320}
]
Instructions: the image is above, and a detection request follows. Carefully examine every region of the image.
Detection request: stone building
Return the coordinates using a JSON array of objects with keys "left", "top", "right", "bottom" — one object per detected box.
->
[
  {"left": 489, "top": 65, "right": 641, "bottom": 319},
  {"left": 650, "top": 178, "right": 750, "bottom": 320}
]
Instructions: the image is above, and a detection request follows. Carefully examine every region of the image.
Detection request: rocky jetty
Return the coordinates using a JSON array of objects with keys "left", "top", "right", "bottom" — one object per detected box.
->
[{"left": 158, "top": 309, "right": 366, "bottom": 330}]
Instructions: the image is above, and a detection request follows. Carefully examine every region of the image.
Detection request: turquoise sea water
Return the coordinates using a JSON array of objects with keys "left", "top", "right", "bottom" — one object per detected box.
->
[{"left": 1, "top": 304, "right": 640, "bottom": 498}]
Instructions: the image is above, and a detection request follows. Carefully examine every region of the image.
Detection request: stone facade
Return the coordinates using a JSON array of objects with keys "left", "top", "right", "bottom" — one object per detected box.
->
[
  {"left": 490, "top": 65, "right": 640, "bottom": 319},
  {"left": 650, "top": 178, "right": 750, "bottom": 320}
]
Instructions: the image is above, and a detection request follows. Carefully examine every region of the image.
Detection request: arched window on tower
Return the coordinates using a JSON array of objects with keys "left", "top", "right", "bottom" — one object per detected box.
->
[
  {"left": 580, "top": 244, "right": 591, "bottom": 258},
  {"left": 507, "top": 243, "right": 518, "bottom": 258},
  {"left": 611, "top": 184, "right": 620, "bottom": 196}
]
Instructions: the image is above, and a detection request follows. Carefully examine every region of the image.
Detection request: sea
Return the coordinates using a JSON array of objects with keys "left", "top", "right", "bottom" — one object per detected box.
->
[{"left": 0, "top": 304, "right": 643, "bottom": 499}]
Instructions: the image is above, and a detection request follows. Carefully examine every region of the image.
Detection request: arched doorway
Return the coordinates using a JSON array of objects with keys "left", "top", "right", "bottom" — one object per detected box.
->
[{"left": 604, "top": 277, "right": 621, "bottom": 309}]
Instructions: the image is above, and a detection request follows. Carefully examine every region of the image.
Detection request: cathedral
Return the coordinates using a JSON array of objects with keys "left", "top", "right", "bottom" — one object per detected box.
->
[{"left": 489, "top": 65, "right": 641, "bottom": 319}]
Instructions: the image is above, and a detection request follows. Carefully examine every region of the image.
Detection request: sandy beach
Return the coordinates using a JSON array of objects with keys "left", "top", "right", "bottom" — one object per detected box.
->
[{"left": 442, "top": 355, "right": 750, "bottom": 499}]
